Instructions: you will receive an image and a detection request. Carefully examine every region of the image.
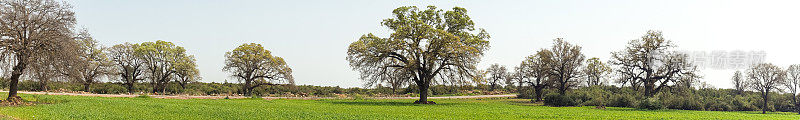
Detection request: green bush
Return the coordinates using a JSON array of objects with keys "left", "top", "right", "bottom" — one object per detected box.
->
[
  {"left": 544, "top": 93, "right": 579, "bottom": 107},
  {"left": 608, "top": 94, "right": 637, "bottom": 108},
  {"left": 637, "top": 97, "right": 664, "bottom": 110}
]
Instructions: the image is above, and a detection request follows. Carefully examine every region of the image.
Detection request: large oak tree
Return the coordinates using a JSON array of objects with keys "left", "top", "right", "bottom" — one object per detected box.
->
[
  {"left": 136, "top": 40, "right": 191, "bottom": 94},
  {"left": 518, "top": 49, "right": 554, "bottom": 101},
  {"left": 108, "top": 43, "right": 145, "bottom": 93},
  {"left": 224, "top": 43, "right": 293, "bottom": 96},
  {"left": 347, "top": 6, "right": 490, "bottom": 104},
  {"left": 0, "top": 0, "right": 78, "bottom": 101},
  {"left": 545, "top": 38, "right": 585, "bottom": 95},
  {"left": 610, "top": 30, "right": 696, "bottom": 97}
]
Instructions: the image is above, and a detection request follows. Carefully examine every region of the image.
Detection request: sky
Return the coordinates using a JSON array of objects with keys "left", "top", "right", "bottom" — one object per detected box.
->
[{"left": 66, "top": 0, "right": 800, "bottom": 88}]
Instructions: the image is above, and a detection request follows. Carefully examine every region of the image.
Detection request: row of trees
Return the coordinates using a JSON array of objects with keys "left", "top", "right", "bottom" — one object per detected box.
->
[
  {"left": 344, "top": 5, "right": 699, "bottom": 104},
  {"left": 0, "top": 0, "right": 296, "bottom": 102},
  {"left": 731, "top": 63, "right": 800, "bottom": 114}
]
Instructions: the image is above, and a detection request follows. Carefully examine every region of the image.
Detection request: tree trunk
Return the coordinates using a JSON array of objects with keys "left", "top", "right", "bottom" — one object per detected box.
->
[
  {"left": 534, "top": 86, "right": 544, "bottom": 102},
  {"left": 644, "top": 81, "right": 655, "bottom": 97},
  {"left": 84, "top": 83, "right": 91, "bottom": 92},
  {"left": 763, "top": 91, "right": 769, "bottom": 114},
  {"left": 793, "top": 93, "right": 798, "bottom": 114},
  {"left": 126, "top": 83, "right": 135, "bottom": 94},
  {"left": 489, "top": 81, "right": 496, "bottom": 91},
  {"left": 39, "top": 80, "right": 48, "bottom": 91},
  {"left": 243, "top": 80, "right": 252, "bottom": 96},
  {"left": 6, "top": 61, "right": 27, "bottom": 101},
  {"left": 415, "top": 83, "right": 430, "bottom": 104},
  {"left": 558, "top": 81, "right": 566, "bottom": 95}
]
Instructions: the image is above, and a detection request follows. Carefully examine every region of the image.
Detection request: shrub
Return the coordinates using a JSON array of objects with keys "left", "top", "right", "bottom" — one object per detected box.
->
[
  {"left": 544, "top": 93, "right": 579, "bottom": 107},
  {"left": 637, "top": 97, "right": 664, "bottom": 110},
  {"left": 608, "top": 94, "right": 636, "bottom": 108},
  {"left": 516, "top": 88, "right": 535, "bottom": 99}
]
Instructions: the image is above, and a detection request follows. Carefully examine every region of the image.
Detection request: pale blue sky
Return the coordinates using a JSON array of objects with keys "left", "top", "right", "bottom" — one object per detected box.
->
[{"left": 68, "top": 0, "right": 800, "bottom": 88}]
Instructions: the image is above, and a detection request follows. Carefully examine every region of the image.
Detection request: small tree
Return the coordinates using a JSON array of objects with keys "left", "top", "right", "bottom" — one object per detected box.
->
[
  {"left": 224, "top": 43, "right": 294, "bottom": 96},
  {"left": 785, "top": 64, "right": 800, "bottom": 114},
  {"left": 583, "top": 57, "right": 611, "bottom": 87},
  {"left": 747, "top": 63, "right": 786, "bottom": 114},
  {"left": 174, "top": 55, "right": 200, "bottom": 90},
  {"left": 732, "top": 70, "right": 746, "bottom": 94},
  {"left": 486, "top": 64, "right": 508, "bottom": 91}
]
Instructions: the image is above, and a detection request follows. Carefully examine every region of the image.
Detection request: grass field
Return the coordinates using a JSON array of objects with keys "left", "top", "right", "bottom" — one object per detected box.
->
[{"left": 1, "top": 93, "right": 799, "bottom": 119}]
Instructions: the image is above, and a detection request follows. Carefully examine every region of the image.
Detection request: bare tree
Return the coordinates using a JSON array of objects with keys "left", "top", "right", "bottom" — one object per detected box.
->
[
  {"left": 224, "top": 43, "right": 294, "bottom": 96},
  {"left": 69, "top": 30, "right": 111, "bottom": 92},
  {"left": 108, "top": 43, "right": 145, "bottom": 93},
  {"left": 610, "top": 30, "right": 696, "bottom": 97},
  {"left": 509, "top": 66, "right": 526, "bottom": 91},
  {"left": 785, "top": 64, "right": 800, "bottom": 114},
  {"left": 747, "top": 63, "right": 786, "bottom": 114},
  {"left": 545, "top": 38, "right": 585, "bottom": 95},
  {"left": 732, "top": 70, "right": 746, "bottom": 94},
  {"left": 0, "top": 0, "right": 77, "bottom": 101},
  {"left": 486, "top": 63, "right": 507, "bottom": 91}
]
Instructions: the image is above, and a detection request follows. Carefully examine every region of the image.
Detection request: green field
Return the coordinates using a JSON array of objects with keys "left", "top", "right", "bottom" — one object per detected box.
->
[{"left": 0, "top": 93, "right": 799, "bottom": 120}]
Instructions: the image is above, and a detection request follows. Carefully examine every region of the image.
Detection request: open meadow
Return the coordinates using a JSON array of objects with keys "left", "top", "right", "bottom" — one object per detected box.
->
[{"left": 1, "top": 93, "right": 799, "bottom": 120}]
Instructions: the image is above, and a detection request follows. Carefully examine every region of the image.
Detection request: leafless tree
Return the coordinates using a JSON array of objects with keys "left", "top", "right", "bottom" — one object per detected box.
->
[
  {"left": 67, "top": 30, "right": 111, "bottom": 92},
  {"left": 610, "top": 30, "right": 696, "bottom": 97},
  {"left": 785, "top": 64, "right": 800, "bottom": 114},
  {"left": 486, "top": 63, "right": 507, "bottom": 91},
  {"left": 747, "top": 63, "right": 786, "bottom": 114},
  {"left": 0, "top": 0, "right": 77, "bottom": 101},
  {"left": 732, "top": 70, "right": 746, "bottom": 94}
]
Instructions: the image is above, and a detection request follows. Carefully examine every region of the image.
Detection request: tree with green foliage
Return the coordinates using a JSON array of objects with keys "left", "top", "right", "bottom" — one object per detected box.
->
[
  {"left": 174, "top": 55, "right": 200, "bottom": 90},
  {"left": 224, "top": 43, "right": 294, "bottom": 96},
  {"left": 545, "top": 38, "right": 585, "bottom": 95},
  {"left": 486, "top": 64, "right": 507, "bottom": 91},
  {"left": 610, "top": 30, "right": 696, "bottom": 97},
  {"left": 583, "top": 57, "right": 611, "bottom": 87},
  {"left": 784, "top": 64, "right": 800, "bottom": 114},
  {"left": 137, "top": 40, "right": 191, "bottom": 94},
  {"left": 108, "top": 43, "right": 145, "bottom": 93},
  {"left": 0, "top": 0, "right": 78, "bottom": 102},
  {"left": 519, "top": 49, "right": 554, "bottom": 101},
  {"left": 346, "top": 6, "right": 490, "bottom": 104},
  {"left": 747, "top": 63, "right": 786, "bottom": 114}
]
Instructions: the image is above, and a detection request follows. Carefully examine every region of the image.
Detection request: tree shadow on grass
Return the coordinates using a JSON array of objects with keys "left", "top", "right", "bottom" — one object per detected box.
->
[{"left": 326, "top": 100, "right": 460, "bottom": 107}]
